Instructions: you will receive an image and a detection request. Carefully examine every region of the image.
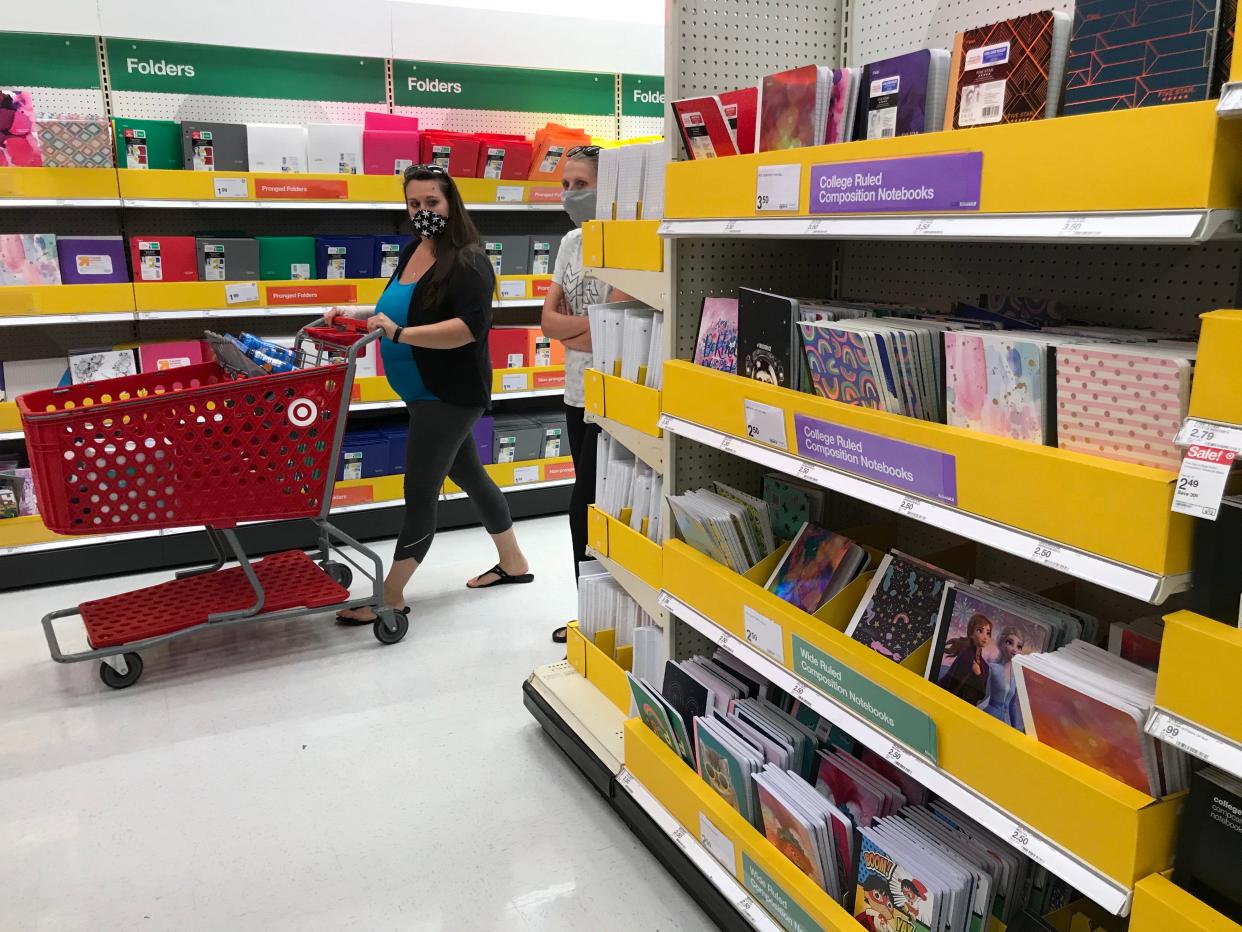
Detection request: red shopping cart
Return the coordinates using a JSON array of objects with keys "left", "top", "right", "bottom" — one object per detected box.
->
[{"left": 18, "top": 317, "right": 406, "bottom": 689}]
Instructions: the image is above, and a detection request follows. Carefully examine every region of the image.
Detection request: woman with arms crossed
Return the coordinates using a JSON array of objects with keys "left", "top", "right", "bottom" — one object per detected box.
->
[
  {"left": 332, "top": 165, "right": 532, "bottom": 625},
  {"left": 543, "top": 145, "right": 632, "bottom": 643}
]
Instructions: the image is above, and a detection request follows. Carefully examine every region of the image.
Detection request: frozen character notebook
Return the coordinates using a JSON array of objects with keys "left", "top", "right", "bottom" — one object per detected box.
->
[
  {"left": 760, "top": 65, "right": 826, "bottom": 150},
  {"left": 846, "top": 552, "right": 964, "bottom": 665},
  {"left": 694, "top": 297, "right": 740, "bottom": 373},
  {"left": 1055, "top": 344, "right": 1193, "bottom": 471},
  {"left": 800, "top": 322, "right": 887, "bottom": 410},
  {"left": 1062, "top": 0, "right": 1223, "bottom": 115},
  {"left": 945, "top": 332, "right": 1049, "bottom": 444},
  {"left": 1014, "top": 662, "right": 1157, "bottom": 793},
  {"left": 764, "top": 523, "right": 865, "bottom": 614}
]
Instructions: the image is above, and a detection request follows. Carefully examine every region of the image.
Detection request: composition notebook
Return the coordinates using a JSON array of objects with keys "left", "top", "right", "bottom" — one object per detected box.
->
[
  {"left": 672, "top": 96, "right": 740, "bottom": 160},
  {"left": 854, "top": 49, "right": 951, "bottom": 139},
  {"left": 945, "top": 11, "right": 1072, "bottom": 127},
  {"left": 759, "top": 65, "right": 834, "bottom": 150},
  {"left": 1062, "top": 0, "right": 1227, "bottom": 114}
]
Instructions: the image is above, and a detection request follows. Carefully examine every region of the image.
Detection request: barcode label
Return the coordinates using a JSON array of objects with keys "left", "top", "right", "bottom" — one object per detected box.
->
[
  {"left": 880, "top": 129, "right": 894, "bottom": 138},
  {"left": 981, "top": 106, "right": 1001, "bottom": 118}
]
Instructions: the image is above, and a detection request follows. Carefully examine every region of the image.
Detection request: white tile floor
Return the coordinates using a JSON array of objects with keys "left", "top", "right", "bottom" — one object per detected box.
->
[{"left": 0, "top": 516, "right": 719, "bottom": 932}]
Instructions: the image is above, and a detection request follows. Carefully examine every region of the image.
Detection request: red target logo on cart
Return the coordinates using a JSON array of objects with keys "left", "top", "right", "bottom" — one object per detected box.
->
[{"left": 288, "top": 397, "right": 319, "bottom": 427}]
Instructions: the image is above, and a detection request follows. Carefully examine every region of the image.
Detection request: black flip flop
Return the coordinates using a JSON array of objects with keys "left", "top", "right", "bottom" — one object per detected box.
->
[
  {"left": 552, "top": 626, "right": 568, "bottom": 644},
  {"left": 468, "top": 564, "right": 535, "bottom": 589},
  {"left": 336, "top": 605, "right": 410, "bottom": 626}
]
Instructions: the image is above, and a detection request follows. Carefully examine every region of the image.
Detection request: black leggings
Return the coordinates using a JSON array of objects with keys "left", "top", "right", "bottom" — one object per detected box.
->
[
  {"left": 395, "top": 400, "right": 513, "bottom": 563},
  {"left": 565, "top": 402, "right": 599, "bottom": 581}
]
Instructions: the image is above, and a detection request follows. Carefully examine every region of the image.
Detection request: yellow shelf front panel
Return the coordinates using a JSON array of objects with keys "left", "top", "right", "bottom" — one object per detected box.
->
[
  {"left": 490, "top": 365, "right": 566, "bottom": 394},
  {"left": 1154, "top": 612, "right": 1242, "bottom": 746},
  {"left": 495, "top": 273, "right": 553, "bottom": 300},
  {"left": 586, "top": 506, "right": 662, "bottom": 591},
  {"left": 664, "top": 101, "right": 1242, "bottom": 218},
  {"left": 132, "top": 279, "right": 384, "bottom": 312},
  {"left": 0, "top": 283, "right": 136, "bottom": 318},
  {"left": 0, "top": 515, "right": 70, "bottom": 550},
  {"left": 117, "top": 169, "right": 562, "bottom": 207},
  {"left": 0, "top": 403, "right": 19, "bottom": 433},
  {"left": 663, "top": 361, "right": 1190, "bottom": 576},
  {"left": 663, "top": 539, "right": 1183, "bottom": 889},
  {"left": 624, "top": 719, "right": 859, "bottom": 931},
  {"left": 1130, "top": 874, "right": 1241, "bottom": 932},
  {"left": 602, "top": 220, "right": 664, "bottom": 271},
  {"left": 566, "top": 622, "right": 631, "bottom": 714},
  {"left": 0, "top": 166, "right": 120, "bottom": 202},
  {"left": 582, "top": 220, "right": 605, "bottom": 267},
  {"left": 600, "top": 373, "right": 662, "bottom": 437},
  {"left": 1189, "top": 310, "right": 1242, "bottom": 425}
]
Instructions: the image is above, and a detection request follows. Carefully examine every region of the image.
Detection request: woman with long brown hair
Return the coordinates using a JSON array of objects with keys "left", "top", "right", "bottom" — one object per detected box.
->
[{"left": 331, "top": 164, "right": 532, "bottom": 624}]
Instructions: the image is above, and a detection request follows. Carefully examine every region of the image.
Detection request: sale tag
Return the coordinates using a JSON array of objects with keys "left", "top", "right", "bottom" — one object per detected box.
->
[
  {"left": 1172, "top": 444, "right": 1235, "bottom": 519},
  {"left": 1176, "top": 418, "right": 1242, "bottom": 453},
  {"left": 755, "top": 164, "right": 800, "bottom": 213},
  {"left": 225, "top": 282, "right": 260, "bottom": 305},
  {"left": 743, "top": 399, "right": 788, "bottom": 449},
  {"left": 744, "top": 606, "right": 785, "bottom": 664},
  {"left": 213, "top": 177, "right": 248, "bottom": 199},
  {"left": 699, "top": 813, "right": 736, "bottom": 873}
]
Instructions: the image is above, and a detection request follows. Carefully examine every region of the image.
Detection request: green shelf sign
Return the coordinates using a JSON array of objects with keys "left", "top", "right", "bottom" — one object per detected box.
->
[
  {"left": 742, "top": 855, "right": 822, "bottom": 932},
  {"left": 394, "top": 60, "right": 614, "bottom": 115},
  {"left": 0, "top": 32, "right": 101, "bottom": 89},
  {"left": 792, "top": 635, "right": 939, "bottom": 761},
  {"left": 104, "top": 38, "right": 386, "bottom": 103},
  {"left": 622, "top": 73, "right": 665, "bottom": 117}
]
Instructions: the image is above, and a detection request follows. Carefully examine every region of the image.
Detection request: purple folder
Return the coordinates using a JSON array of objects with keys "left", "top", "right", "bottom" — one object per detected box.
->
[
  {"left": 56, "top": 236, "right": 130, "bottom": 284},
  {"left": 473, "top": 415, "right": 494, "bottom": 466}
]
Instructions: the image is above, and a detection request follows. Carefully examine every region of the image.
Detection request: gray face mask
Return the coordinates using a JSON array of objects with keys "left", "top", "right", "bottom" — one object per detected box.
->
[{"left": 562, "top": 189, "right": 597, "bottom": 227}]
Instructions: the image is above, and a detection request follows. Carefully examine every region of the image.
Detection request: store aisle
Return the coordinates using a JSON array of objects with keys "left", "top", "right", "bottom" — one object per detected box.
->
[{"left": 0, "top": 517, "right": 718, "bottom": 932}]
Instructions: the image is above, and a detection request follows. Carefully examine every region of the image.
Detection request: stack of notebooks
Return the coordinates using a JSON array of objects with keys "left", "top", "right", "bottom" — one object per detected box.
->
[
  {"left": 855, "top": 49, "right": 952, "bottom": 139},
  {"left": 763, "top": 472, "right": 829, "bottom": 542},
  {"left": 595, "top": 141, "right": 666, "bottom": 220},
  {"left": 1173, "top": 765, "right": 1242, "bottom": 923},
  {"left": 765, "top": 523, "right": 870, "bottom": 614},
  {"left": 578, "top": 561, "right": 652, "bottom": 650},
  {"left": 668, "top": 484, "right": 778, "bottom": 574},
  {"left": 672, "top": 86, "right": 760, "bottom": 159},
  {"left": 596, "top": 433, "right": 663, "bottom": 542},
  {"left": 587, "top": 300, "right": 665, "bottom": 390},
  {"left": 846, "top": 551, "right": 966, "bottom": 665}
]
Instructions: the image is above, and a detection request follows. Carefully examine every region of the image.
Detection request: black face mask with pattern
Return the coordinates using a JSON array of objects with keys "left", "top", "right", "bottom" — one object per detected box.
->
[{"left": 410, "top": 208, "right": 448, "bottom": 239}]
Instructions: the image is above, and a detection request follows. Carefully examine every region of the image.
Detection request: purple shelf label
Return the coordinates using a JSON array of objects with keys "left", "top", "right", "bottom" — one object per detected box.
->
[
  {"left": 810, "top": 152, "right": 983, "bottom": 214},
  {"left": 795, "top": 414, "right": 958, "bottom": 505}
]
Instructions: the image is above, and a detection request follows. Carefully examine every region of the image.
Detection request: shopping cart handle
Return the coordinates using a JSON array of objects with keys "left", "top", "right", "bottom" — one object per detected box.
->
[{"left": 332, "top": 316, "right": 370, "bottom": 333}]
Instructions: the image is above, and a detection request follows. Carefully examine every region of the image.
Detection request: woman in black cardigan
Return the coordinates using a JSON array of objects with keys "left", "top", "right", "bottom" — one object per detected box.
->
[{"left": 332, "top": 165, "right": 532, "bottom": 624}]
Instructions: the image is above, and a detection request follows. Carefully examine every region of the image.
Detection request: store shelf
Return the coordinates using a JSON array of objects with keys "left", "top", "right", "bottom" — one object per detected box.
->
[
  {"left": 131, "top": 278, "right": 388, "bottom": 314},
  {"left": 584, "top": 369, "right": 664, "bottom": 468},
  {"left": 1145, "top": 612, "right": 1242, "bottom": 781},
  {"left": 582, "top": 220, "right": 664, "bottom": 269},
  {"left": 659, "top": 539, "right": 1184, "bottom": 914},
  {"left": 0, "top": 283, "right": 136, "bottom": 319},
  {"left": 585, "top": 265, "right": 668, "bottom": 309},
  {"left": 116, "top": 169, "right": 564, "bottom": 211},
  {"left": 623, "top": 719, "right": 853, "bottom": 931},
  {"left": 661, "top": 361, "right": 1192, "bottom": 602},
  {"left": 0, "top": 167, "right": 121, "bottom": 206},
  {"left": 527, "top": 659, "right": 627, "bottom": 777},
  {"left": 0, "top": 457, "right": 573, "bottom": 557},
  {"left": 1189, "top": 310, "right": 1242, "bottom": 425},
  {"left": 587, "top": 507, "right": 662, "bottom": 593},
  {"left": 489, "top": 365, "right": 566, "bottom": 396},
  {"left": 662, "top": 101, "right": 1242, "bottom": 243},
  {"left": 1130, "top": 873, "right": 1242, "bottom": 932}
]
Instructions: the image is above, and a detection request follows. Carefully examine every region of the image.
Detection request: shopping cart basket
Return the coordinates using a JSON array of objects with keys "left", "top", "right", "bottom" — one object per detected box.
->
[{"left": 18, "top": 316, "right": 407, "bottom": 689}]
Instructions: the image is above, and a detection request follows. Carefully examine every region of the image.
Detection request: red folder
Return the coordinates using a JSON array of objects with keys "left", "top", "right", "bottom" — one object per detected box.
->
[
  {"left": 719, "top": 86, "right": 759, "bottom": 155},
  {"left": 672, "top": 96, "right": 740, "bottom": 160}
]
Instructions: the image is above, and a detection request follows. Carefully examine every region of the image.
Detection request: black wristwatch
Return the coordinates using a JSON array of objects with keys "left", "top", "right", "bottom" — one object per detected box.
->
[{"left": 391, "top": 325, "right": 404, "bottom": 343}]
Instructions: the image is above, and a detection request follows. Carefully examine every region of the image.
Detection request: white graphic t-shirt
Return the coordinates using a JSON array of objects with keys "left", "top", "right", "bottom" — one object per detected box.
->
[{"left": 552, "top": 227, "right": 608, "bottom": 407}]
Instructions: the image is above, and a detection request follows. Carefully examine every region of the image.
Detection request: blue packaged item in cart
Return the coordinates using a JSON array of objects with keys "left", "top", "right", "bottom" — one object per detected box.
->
[{"left": 240, "top": 333, "right": 297, "bottom": 366}]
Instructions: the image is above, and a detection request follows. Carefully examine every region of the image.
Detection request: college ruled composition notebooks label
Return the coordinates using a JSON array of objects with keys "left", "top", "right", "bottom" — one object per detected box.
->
[
  {"left": 1062, "top": 0, "right": 1223, "bottom": 114},
  {"left": 946, "top": 11, "right": 1065, "bottom": 127}
]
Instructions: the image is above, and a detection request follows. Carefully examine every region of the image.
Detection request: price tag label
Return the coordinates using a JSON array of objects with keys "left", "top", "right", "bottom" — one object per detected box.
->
[
  {"left": 795, "top": 461, "right": 818, "bottom": 483},
  {"left": 743, "top": 399, "right": 788, "bottom": 450},
  {"left": 496, "top": 186, "right": 524, "bottom": 203},
  {"left": 1176, "top": 418, "right": 1242, "bottom": 453},
  {"left": 1148, "top": 710, "right": 1242, "bottom": 774},
  {"left": 805, "top": 219, "right": 824, "bottom": 235},
  {"left": 501, "top": 373, "right": 530, "bottom": 392},
  {"left": 884, "top": 743, "right": 916, "bottom": 777},
  {"left": 912, "top": 218, "right": 943, "bottom": 236},
  {"left": 1004, "top": 821, "right": 1047, "bottom": 866},
  {"left": 719, "top": 436, "right": 738, "bottom": 455},
  {"left": 1058, "top": 215, "right": 1101, "bottom": 237},
  {"left": 789, "top": 681, "right": 808, "bottom": 702},
  {"left": 743, "top": 606, "right": 785, "bottom": 664},
  {"left": 498, "top": 280, "right": 527, "bottom": 300},
  {"left": 618, "top": 770, "right": 636, "bottom": 791},
  {"left": 755, "top": 164, "right": 801, "bottom": 213},
  {"left": 657, "top": 590, "right": 674, "bottom": 611},
  {"left": 513, "top": 465, "right": 540, "bottom": 485},
  {"left": 1218, "top": 82, "right": 1242, "bottom": 117},
  {"left": 699, "top": 813, "right": 737, "bottom": 873},
  {"left": 671, "top": 825, "right": 688, "bottom": 847},
  {"left": 723, "top": 220, "right": 741, "bottom": 234},
  {"left": 717, "top": 630, "right": 734, "bottom": 653},
  {"left": 213, "top": 178, "right": 249, "bottom": 199},
  {"left": 897, "top": 496, "right": 930, "bottom": 523},
  {"left": 1030, "top": 540, "right": 1069, "bottom": 572},
  {"left": 1171, "top": 445, "right": 1235, "bottom": 520},
  {"left": 225, "top": 282, "right": 260, "bottom": 305}
]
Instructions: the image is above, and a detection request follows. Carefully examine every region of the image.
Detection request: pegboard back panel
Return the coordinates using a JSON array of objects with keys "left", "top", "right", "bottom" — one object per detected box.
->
[
  {"left": 838, "top": 240, "right": 1242, "bottom": 332},
  {"left": 671, "top": 434, "right": 769, "bottom": 494},
  {"left": 28, "top": 86, "right": 108, "bottom": 120},
  {"left": 669, "top": 0, "right": 844, "bottom": 100},
  {"left": 393, "top": 106, "right": 618, "bottom": 140},
  {"left": 621, "top": 116, "right": 665, "bottom": 140},
  {"left": 673, "top": 613, "right": 724, "bottom": 661},
  {"left": 0, "top": 207, "right": 123, "bottom": 237},
  {"left": 674, "top": 238, "right": 839, "bottom": 358},
  {"left": 1, "top": 321, "right": 138, "bottom": 364},
  {"left": 109, "top": 92, "right": 386, "bottom": 126},
  {"left": 848, "top": 0, "right": 1074, "bottom": 66}
]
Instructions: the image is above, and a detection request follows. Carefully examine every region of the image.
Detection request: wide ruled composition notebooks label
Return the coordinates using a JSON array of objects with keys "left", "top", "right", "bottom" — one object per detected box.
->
[
  {"left": 1062, "top": 0, "right": 1223, "bottom": 115},
  {"left": 948, "top": 12, "right": 1059, "bottom": 126}
]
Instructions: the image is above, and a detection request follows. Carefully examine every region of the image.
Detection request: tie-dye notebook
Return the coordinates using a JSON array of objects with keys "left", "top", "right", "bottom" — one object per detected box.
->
[
  {"left": 945, "top": 331, "right": 1052, "bottom": 445},
  {"left": 799, "top": 321, "right": 887, "bottom": 411},
  {"left": 1055, "top": 343, "right": 1195, "bottom": 471}
]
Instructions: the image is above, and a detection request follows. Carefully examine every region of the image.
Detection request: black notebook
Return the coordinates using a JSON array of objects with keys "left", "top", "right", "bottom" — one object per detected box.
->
[
  {"left": 1173, "top": 766, "right": 1242, "bottom": 923},
  {"left": 736, "top": 287, "right": 802, "bottom": 390}
]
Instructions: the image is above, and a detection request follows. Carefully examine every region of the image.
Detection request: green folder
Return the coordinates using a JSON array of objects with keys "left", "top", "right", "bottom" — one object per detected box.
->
[
  {"left": 112, "top": 118, "right": 182, "bottom": 170},
  {"left": 257, "top": 236, "right": 318, "bottom": 281}
]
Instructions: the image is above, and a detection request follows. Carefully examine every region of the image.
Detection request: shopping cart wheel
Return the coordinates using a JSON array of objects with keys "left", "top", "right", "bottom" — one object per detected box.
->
[
  {"left": 319, "top": 560, "right": 353, "bottom": 589},
  {"left": 98, "top": 652, "right": 144, "bottom": 690},
  {"left": 373, "top": 609, "right": 409, "bottom": 646}
]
